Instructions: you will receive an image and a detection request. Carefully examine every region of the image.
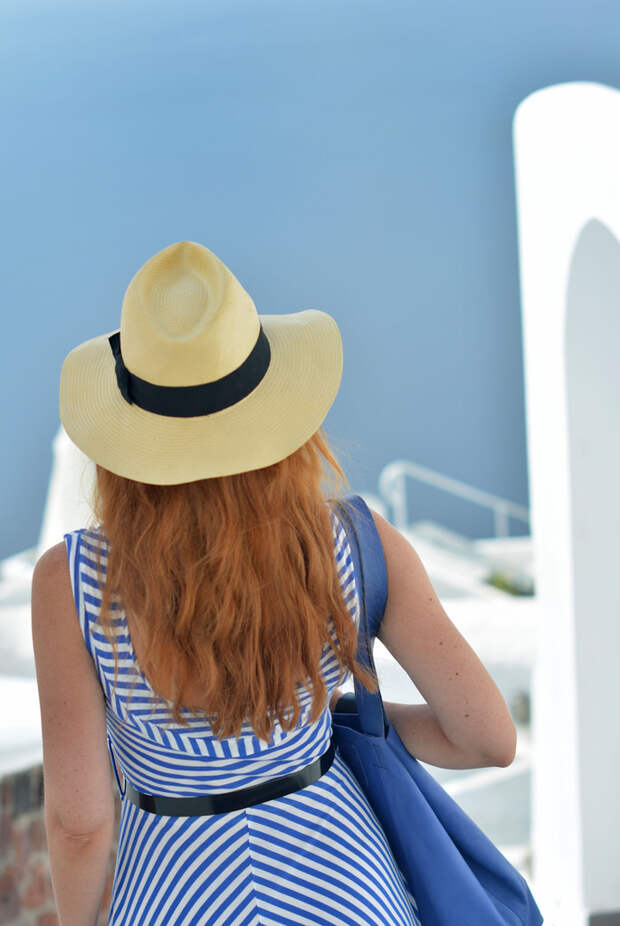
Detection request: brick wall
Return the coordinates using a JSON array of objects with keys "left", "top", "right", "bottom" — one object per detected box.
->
[{"left": 0, "top": 764, "right": 121, "bottom": 925}]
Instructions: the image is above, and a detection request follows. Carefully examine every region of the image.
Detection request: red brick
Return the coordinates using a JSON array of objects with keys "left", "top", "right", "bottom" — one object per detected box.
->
[
  {"left": 22, "top": 859, "right": 52, "bottom": 908},
  {"left": 14, "top": 819, "right": 29, "bottom": 869},
  {"left": 37, "top": 911, "right": 59, "bottom": 926},
  {"left": 12, "top": 813, "right": 48, "bottom": 868},
  {"left": 0, "top": 776, "right": 12, "bottom": 809},
  {"left": 0, "top": 864, "right": 20, "bottom": 922},
  {"left": 30, "top": 816, "right": 48, "bottom": 852},
  {"left": 0, "top": 811, "right": 14, "bottom": 862}
]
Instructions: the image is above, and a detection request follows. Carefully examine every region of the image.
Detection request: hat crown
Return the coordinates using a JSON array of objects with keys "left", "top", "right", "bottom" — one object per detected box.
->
[
  {"left": 120, "top": 241, "right": 260, "bottom": 387},
  {"left": 59, "top": 238, "right": 343, "bottom": 483}
]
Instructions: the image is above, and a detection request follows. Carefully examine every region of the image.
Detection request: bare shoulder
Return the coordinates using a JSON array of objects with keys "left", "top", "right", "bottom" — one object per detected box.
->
[
  {"left": 32, "top": 541, "right": 69, "bottom": 587},
  {"left": 367, "top": 506, "right": 414, "bottom": 557},
  {"left": 31, "top": 541, "right": 75, "bottom": 640},
  {"left": 366, "top": 507, "right": 448, "bottom": 647}
]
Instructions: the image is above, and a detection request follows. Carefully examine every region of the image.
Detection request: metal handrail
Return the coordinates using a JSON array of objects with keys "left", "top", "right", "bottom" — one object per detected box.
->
[{"left": 378, "top": 460, "right": 530, "bottom": 537}]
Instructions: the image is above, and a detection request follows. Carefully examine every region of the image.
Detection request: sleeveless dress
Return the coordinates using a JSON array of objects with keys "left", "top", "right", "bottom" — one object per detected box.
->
[{"left": 63, "top": 508, "right": 422, "bottom": 926}]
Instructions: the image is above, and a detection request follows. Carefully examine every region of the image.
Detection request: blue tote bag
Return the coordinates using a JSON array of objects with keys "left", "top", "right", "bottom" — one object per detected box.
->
[{"left": 331, "top": 494, "right": 544, "bottom": 926}]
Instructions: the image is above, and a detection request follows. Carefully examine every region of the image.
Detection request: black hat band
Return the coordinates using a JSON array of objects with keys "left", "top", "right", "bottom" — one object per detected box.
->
[{"left": 107, "top": 325, "right": 271, "bottom": 418}]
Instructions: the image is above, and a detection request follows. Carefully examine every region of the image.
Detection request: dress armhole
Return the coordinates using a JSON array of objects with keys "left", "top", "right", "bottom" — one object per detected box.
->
[{"left": 63, "top": 529, "right": 95, "bottom": 659}]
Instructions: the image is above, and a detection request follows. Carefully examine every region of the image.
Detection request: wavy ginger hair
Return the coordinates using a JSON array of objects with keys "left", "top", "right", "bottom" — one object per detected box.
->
[{"left": 89, "top": 426, "right": 379, "bottom": 743}]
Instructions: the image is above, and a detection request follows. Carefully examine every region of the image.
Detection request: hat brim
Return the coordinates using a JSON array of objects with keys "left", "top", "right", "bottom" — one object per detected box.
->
[{"left": 59, "top": 309, "right": 343, "bottom": 484}]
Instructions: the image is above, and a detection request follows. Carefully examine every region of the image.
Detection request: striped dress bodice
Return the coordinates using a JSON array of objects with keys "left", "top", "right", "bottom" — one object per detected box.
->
[{"left": 64, "top": 507, "right": 422, "bottom": 926}]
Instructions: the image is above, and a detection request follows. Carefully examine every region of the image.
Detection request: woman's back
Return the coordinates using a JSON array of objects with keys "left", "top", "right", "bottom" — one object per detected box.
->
[
  {"left": 64, "top": 506, "right": 423, "bottom": 926},
  {"left": 44, "top": 240, "right": 426, "bottom": 925}
]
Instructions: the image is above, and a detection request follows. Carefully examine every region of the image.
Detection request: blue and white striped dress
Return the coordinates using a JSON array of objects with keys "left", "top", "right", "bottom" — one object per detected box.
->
[{"left": 64, "top": 509, "right": 422, "bottom": 926}]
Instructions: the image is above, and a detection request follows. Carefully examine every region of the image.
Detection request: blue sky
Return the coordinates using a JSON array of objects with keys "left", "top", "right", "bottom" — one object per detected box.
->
[{"left": 2, "top": 0, "right": 618, "bottom": 558}]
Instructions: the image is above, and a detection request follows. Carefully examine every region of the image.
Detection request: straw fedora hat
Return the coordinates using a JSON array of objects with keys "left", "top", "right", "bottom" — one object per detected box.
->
[{"left": 59, "top": 241, "right": 343, "bottom": 484}]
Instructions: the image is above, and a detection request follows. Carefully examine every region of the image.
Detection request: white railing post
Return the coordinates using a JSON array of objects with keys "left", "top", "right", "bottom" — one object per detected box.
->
[
  {"left": 378, "top": 459, "right": 529, "bottom": 538},
  {"left": 494, "top": 503, "right": 510, "bottom": 539}
]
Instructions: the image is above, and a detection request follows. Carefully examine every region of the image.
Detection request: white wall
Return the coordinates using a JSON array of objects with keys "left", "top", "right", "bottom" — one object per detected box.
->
[{"left": 513, "top": 81, "right": 620, "bottom": 925}]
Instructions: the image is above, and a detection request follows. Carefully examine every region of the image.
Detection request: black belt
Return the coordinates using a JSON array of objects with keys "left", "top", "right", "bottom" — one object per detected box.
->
[{"left": 124, "top": 735, "right": 336, "bottom": 816}]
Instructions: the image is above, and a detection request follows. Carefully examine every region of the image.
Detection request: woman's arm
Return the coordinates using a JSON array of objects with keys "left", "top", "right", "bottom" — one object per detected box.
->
[
  {"left": 330, "top": 689, "right": 512, "bottom": 769},
  {"left": 45, "top": 814, "right": 114, "bottom": 925},
  {"left": 383, "top": 700, "right": 512, "bottom": 769}
]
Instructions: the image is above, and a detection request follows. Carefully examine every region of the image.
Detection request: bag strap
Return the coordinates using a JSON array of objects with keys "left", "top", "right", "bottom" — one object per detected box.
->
[
  {"left": 334, "top": 494, "right": 389, "bottom": 738},
  {"left": 335, "top": 494, "right": 389, "bottom": 638}
]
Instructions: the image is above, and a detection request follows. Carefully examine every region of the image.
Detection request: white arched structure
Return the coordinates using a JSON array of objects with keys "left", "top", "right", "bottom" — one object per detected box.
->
[
  {"left": 37, "top": 426, "right": 96, "bottom": 557},
  {"left": 513, "top": 82, "right": 620, "bottom": 925}
]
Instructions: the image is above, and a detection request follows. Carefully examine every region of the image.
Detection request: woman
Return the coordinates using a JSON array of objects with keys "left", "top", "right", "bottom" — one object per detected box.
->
[{"left": 32, "top": 241, "right": 515, "bottom": 925}]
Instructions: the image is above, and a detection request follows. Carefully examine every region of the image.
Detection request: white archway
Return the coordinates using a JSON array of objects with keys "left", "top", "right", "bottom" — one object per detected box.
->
[
  {"left": 37, "top": 426, "right": 96, "bottom": 556},
  {"left": 513, "top": 82, "right": 620, "bottom": 925}
]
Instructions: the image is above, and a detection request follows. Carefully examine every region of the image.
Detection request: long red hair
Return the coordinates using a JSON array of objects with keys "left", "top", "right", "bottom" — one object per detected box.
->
[{"left": 88, "top": 426, "right": 378, "bottom": 743}]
